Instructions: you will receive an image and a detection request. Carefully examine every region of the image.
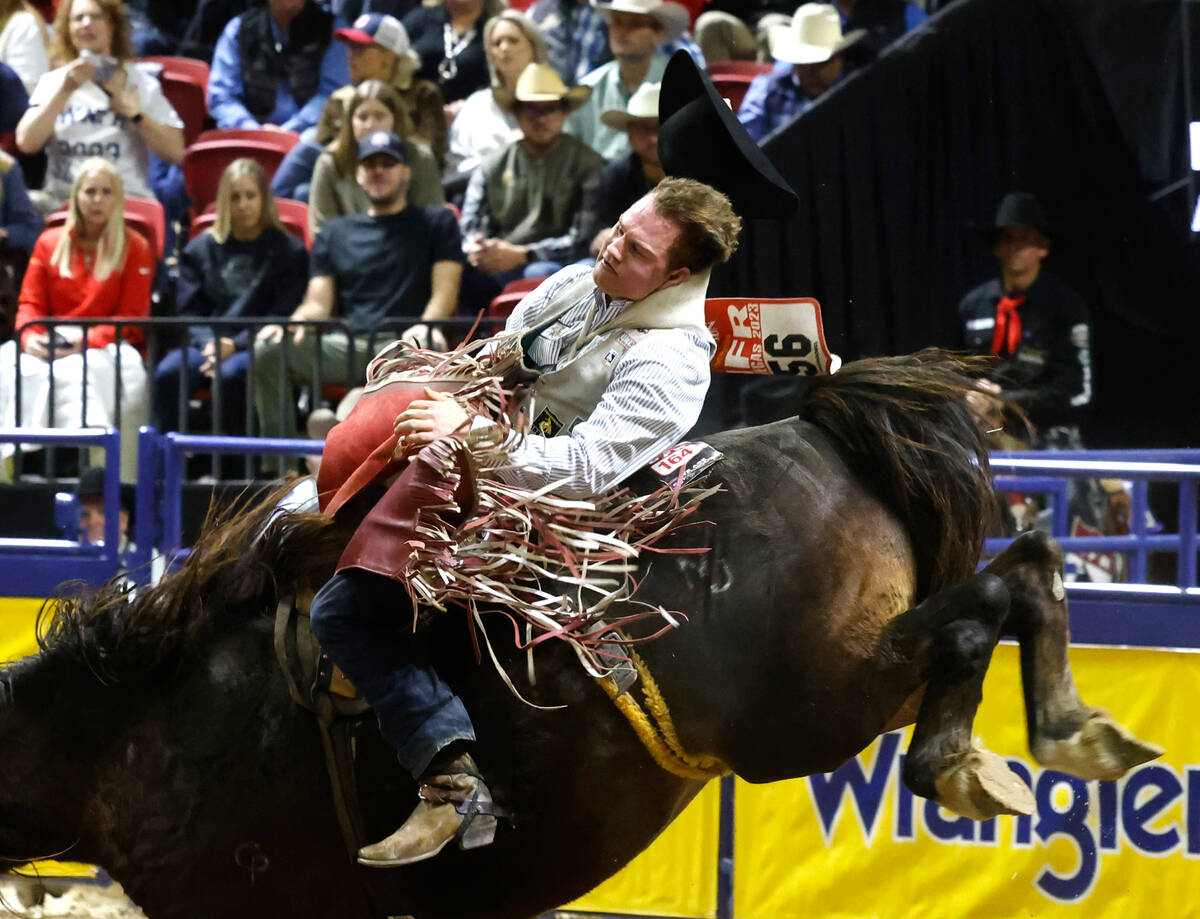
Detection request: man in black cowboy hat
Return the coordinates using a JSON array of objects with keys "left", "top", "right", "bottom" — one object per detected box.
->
[
  {"left": 957, "top": 191, "right": 1093, "bottom": 448},
  {"left": 308, "top": 50, "right": 796, "bottom": 869}
]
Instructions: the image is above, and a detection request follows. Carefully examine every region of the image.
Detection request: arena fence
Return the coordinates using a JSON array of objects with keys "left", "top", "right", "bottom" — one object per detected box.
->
[{"left": 8, "top": 315, "right": 499, "bottom": 482}]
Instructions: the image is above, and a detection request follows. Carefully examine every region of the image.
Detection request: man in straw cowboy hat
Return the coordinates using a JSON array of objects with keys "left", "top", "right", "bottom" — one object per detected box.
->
[
  {"left": 737, "top": 1, "right": 864, "bottom": 141},
  {"left": 460, "top": 61, "right": 605, "bottom": 283},
  {"left": 309, "top": 50, "right": 797, "bottom": 869},
  {"left": 566, "top": 0, "right": 691, "bottom": 159},
  {"left": 582, "top": 80, "right": 664, "bottom": 256}
]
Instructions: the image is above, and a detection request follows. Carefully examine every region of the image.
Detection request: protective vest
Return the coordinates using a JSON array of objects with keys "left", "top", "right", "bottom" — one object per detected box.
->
[
  {"left": 515, "top": 269, "right": 713, "bottom": 436},
  {"left": 237, "top": 3, "right": 330, "bottom": 124}
]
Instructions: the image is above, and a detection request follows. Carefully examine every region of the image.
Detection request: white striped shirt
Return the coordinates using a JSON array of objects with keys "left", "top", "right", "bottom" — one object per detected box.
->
[{"left": 491, "top": 265, "right": 714, "bottom": 499}]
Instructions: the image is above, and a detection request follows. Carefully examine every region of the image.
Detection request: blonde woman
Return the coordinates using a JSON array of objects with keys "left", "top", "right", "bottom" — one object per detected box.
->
[
  {"left": 308, "top": 79, "right": 444, "bottom": 238},
  {"left": 1, "top": 158, "right": 151, "bottom": 478},
  {"left": 443, "top": 9, "right": 545, "bottom": 179},
  {"left": 15, "top": 0, "right": 184, "bottom": 213},
  {"left": 0, "top": 0, "right": 50, "bottom": 93},
  {"left": 153, "top": 159, "right": 308, "bottom": 435}
]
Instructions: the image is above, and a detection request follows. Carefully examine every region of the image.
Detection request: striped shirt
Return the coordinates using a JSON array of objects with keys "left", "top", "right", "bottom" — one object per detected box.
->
[{"left": 491, "top": 265, "right": 714, "bottom": 499}]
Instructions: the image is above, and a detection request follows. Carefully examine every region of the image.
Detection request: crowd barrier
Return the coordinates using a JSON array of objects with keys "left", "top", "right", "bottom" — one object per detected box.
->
[
  {"left": 0, "top": 433, "right": 1197, "bottom": 918},
  {"left": 6, "top": 315, "right": 498, "bottom": 482}
]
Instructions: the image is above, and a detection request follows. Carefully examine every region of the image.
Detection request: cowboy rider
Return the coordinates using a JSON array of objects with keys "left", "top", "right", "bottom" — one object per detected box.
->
[{"left": 308, "top": 51, "right": 797, "bottom": 869}]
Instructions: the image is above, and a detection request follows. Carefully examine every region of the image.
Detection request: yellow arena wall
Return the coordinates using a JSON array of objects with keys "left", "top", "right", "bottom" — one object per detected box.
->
[{"left": 567, "top": 642, "right": 1198, "bottom": 918}]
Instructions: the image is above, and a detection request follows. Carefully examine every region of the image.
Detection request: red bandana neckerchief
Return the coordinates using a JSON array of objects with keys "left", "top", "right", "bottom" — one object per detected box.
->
[{"left": 991, "top": 294, "right": 1026, "bottom": 355}]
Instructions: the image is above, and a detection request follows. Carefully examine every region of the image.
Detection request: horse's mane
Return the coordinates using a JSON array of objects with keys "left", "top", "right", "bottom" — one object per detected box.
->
[
  {"left": 797, "top": 348, "right": 997, "bottom": 599},
  {"left": 36, "top": 490, "right": 345, "bottom": 684}
]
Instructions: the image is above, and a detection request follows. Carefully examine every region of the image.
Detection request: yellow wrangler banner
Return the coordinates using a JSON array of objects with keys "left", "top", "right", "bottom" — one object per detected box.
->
[
  {"left": 0, "top": 597, "right": 43, "bottom": 663},
  {"left": 569, "top": 643, "right": 1196, "bottom": 918}
]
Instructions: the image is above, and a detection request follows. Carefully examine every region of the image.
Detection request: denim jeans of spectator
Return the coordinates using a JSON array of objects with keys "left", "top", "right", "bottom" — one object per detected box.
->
[
  {"left": 153, "top": 346, "right": 251, "bottom": 435},
  {"left": 310, "top": 569, "right": 475, "bottom": 778}
]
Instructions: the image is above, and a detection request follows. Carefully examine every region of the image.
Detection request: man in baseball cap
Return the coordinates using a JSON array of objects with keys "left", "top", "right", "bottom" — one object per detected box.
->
[
  {"left": 252, "top": 129, "right": 464, "bottom": 437},
  {"left": 335, "top": 13, "right": 422, "bottom": 84}
]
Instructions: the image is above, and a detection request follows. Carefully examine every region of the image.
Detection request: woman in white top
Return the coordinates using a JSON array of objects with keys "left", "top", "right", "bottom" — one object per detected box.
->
[
  {"left": 443, "top": 10, "right": 547, "bottom": 181},
  {"left": 0, "top": 0, "right": 50, "bottom": 94},
  {"left": 15, "top": 0, "right": 184, "bottom": 213}
]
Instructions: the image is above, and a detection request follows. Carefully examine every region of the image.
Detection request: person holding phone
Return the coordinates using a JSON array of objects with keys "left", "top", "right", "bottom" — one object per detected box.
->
[
  {"left": 14, "top": 0, "right": 184, "bottom": 213},
  {"left": 0, "top": 158, "right": 151, "bottom": 479}
]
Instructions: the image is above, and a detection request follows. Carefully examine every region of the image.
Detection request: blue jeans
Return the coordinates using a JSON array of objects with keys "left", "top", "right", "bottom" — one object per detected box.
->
[
  {"left": 153, "top": 346, "right": 250, "bottom": 434},
  {"left": 310, "top": 570, "right": 476, "bottom": 778}
]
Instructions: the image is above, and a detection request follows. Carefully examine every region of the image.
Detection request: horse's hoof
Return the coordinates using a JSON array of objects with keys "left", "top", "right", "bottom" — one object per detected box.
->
[
  {"left": 934, "top": 740, "right": 1035, "bottom": 821},
  {"left": 1033, "top": 710, "right": 1164, "bottom": 781}
]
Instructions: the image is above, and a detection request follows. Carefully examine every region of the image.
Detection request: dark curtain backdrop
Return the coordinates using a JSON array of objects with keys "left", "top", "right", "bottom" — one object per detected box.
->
[{"left": 701, "top": 0, "right": 1200, "bottom": 447}]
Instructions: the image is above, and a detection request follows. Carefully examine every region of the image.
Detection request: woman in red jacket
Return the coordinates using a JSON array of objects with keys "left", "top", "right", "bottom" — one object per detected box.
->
[{"left": 1, "top": 156, "right": 151, "bottom": 478}]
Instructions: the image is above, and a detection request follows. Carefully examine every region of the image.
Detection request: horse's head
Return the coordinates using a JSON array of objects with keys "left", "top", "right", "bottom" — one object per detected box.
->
[
  {"left": 0, "top": 647, "right": 116, "bottom": 866},
  {"left": 0, "top": 500, "right": 344, "bottom": 875}
]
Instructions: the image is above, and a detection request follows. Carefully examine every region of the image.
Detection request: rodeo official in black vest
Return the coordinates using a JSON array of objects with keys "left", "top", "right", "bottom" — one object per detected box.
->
[{"left": 309, "top": 52, "right": 799, "bottom": 868}]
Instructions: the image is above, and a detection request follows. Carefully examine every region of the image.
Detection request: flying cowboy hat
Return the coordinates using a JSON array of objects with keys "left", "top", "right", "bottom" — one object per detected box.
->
[
  {"left": 769, "top": 3, "right": 866, "bottom": 65},
  {"left": 498, "top": 62, "right": 592, "bottom": 113},
  {"left": 591, "top": 0, "right": 691, "bottom": 45},
  {"left": 657, "top": 50, "right": 799, "bottom": 219}
]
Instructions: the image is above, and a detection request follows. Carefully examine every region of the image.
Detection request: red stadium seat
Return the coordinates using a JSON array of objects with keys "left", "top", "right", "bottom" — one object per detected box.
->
[
  {"left": 140, "top": 55, "right": 210, "bottom": 88},
  {"left": 709, "top": 73, "right": 759, "bottom": 113},
  {"left": 183, "top": 137, "right": 296, "bottom": 217},
  {"left": 707, "top": 60, "right": 772, "bottom": 78},
  {"left": 487, "top": 276, "right": 547, "bottom": 320},
  {"left": 274, "top": 198, "right": 311, "bottom": 249},
  {"left": 45, "top": 195, "right": 166, "bottom": 260},
  {"left": 122, "top": 196, "right": 167, "bottom": 260},
  {"left": 195, "top": 128, "right": 301, "bottom": 152},
  {"left": 139, "top": 56, "right": 211, "bottom": 147}
]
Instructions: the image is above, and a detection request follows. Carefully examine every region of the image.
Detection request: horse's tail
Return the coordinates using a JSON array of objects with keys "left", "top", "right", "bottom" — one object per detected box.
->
[{"left": 797, "top": 348, "right": 996, "bottom": 599}]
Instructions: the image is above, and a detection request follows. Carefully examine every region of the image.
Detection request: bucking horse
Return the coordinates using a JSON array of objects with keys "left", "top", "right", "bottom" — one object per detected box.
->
[{"left": 0, "top": 349, "right": 1161, "bottom": 918}]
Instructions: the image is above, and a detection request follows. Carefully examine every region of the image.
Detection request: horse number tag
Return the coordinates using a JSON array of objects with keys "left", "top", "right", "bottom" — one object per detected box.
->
[{"left": 649, "top": 442, "right": 723, "bottom": 486}]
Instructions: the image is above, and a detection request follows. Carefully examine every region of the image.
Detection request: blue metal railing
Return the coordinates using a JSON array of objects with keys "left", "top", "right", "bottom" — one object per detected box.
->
[
  {"left": 984, "top": 449, "right": 1200, "bottom": 590},
  {"left": 156, "top": 430, "right": 324, "bottom": 568},
  {"left": 0, "top": 426, "right": 124, "bottom": 596}
]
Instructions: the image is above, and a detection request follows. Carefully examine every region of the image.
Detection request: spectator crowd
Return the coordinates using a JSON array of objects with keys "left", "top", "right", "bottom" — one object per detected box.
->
[{"left": 0, "top": 0, "right": 930, "bottom": 482}]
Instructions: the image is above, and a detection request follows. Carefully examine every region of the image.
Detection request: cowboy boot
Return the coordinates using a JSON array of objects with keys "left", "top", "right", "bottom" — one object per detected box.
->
[{"left": 357, "top": 752, "right": 500, "bottom": 867}]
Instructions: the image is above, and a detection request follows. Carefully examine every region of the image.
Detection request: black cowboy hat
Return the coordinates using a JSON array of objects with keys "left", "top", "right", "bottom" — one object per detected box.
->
[
  {"left": 972, "top": 191, "right": 1057, "bottom": 241},
  {"left": 657, "top": 50, "right": 799, "bottom": 220},
  {"left": 76, "top": 466, "right": 134, "bottom": 514}
]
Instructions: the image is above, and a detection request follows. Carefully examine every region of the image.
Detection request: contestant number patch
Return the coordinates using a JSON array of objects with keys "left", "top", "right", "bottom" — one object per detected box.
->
[{"left": 650, "top": 442, "right": 722, "bottom": 484}]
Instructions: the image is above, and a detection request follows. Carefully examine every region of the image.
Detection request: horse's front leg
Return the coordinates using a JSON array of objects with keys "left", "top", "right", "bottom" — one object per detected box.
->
[
  {"left": 984, "top": 531, "right": 1163, "bottom": 780},
  {"left": 884, "top": 575, "right": 1035, "bottom": 821}
]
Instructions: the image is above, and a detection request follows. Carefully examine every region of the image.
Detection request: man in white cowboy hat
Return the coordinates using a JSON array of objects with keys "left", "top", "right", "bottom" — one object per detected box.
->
[
  {"left": 565, "top": 0, "right": 691, "bottom": 160},
  {"left": 582, "top": 80, "right": 664, "bottom": 256},
  {"left": 736, "top": 1, "right": 864, "bottom": 142},
  {"left": 527, "top": 0, "right": 705, "bottom": 89},
  {"left": 459, "top": 62, "right": 606, "bottom": 284}
]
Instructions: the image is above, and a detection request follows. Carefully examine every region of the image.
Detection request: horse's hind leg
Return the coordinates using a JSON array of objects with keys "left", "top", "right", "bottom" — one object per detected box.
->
[
  {"left": 886, "top": 574, "right": 1035, "bottom": 821},
  {"left": 984, "top": 531, "right": 1163, "bottom": 780}
]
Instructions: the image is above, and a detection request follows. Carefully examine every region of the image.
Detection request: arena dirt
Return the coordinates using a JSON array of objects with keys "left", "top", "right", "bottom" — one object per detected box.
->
[{"left": 0, "top": 880, "right": 145, "bottom": 918}]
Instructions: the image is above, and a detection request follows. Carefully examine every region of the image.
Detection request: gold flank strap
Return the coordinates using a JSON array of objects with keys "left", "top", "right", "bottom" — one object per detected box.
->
[{"left": 599, "top": 644, "right": 729, "bottom": 781}]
